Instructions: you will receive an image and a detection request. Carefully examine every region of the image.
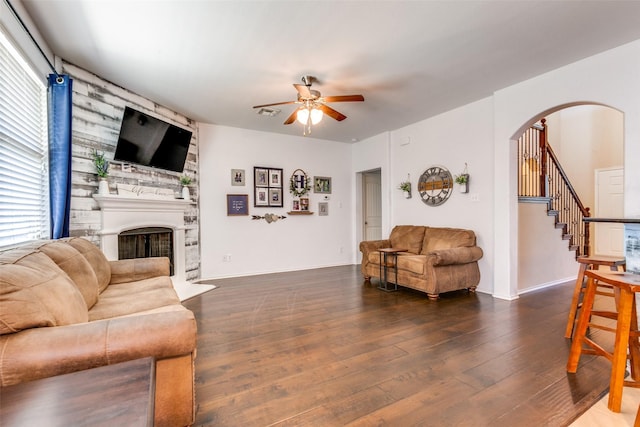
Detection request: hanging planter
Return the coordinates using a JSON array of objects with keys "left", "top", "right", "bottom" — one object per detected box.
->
[
  {"left": 455, "top": 164, "right": 469, "bottom": 194},
  {"left": 398, "top": 174, "right": 412, "bottom": 199}
]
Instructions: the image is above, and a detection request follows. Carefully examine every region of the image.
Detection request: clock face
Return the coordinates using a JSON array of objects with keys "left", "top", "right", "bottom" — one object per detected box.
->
[{"left": 418, "top": 166, "right": 453, "bottom": 206}]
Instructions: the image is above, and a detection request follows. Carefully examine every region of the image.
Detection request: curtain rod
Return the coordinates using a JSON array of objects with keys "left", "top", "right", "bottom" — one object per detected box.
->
[{"left": 5, "top": 0, "right": 59, "bottom": 77}]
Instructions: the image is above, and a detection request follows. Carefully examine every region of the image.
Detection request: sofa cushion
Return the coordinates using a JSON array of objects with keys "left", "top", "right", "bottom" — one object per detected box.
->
[
  {"left": 397, "top": 254, "right": 426, "bottom": 275},
  {"left": 63, "top": 237, "right": 111, "bottom": 293},
  {"left": 422, "top": 227, "right": 476, "bottom": 253},
  {"left": 88, "top": 276, "right": 180, "bottom": 321},
  {"left": 389, "top": 225, "right": 426, "bottom": 254},
  {"left": 35, "top": 241, "right": 100, "bottom": 309},
  {"left": 0, "top": 250, "right": 88, "bottom": 334}
]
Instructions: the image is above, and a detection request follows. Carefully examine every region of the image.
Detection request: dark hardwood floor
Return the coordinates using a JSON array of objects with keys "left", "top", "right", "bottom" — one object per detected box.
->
[{"left": 184, "top": 265, "right": 611, "bottom": 426}]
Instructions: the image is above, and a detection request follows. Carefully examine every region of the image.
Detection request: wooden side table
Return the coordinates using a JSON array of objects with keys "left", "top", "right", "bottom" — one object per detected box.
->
[
  {"left": 378, "top": 248, "right": 407, "bottom": 292},
  {"left": 0, "top": 357, "right": 155, "bottom": 427},
  {"left": 566, "top": 270, "right": 640, "bottom": 413}
]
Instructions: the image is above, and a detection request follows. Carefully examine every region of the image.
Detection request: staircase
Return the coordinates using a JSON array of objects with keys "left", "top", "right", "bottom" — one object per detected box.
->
[{"left": 517, "top": 118, "right": 590, "bottom": 257}]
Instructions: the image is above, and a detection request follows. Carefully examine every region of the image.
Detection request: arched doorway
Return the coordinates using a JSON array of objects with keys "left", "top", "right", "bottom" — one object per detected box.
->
[{"left": 515, "top": 104, "right": 624, "bottom": 294}]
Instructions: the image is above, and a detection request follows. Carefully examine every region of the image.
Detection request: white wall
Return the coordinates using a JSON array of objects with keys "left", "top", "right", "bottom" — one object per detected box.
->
[
  {"left": 518, "top": 203, "right": 577, "bottom": 292},
  {"left": 494, "top": 39, "right": 640, "bottom": 299},
  {"left": 546, "top": 105, "right": 624, "bottom": 210},
  {"left": 199, "top": 124, "right": 353, "bottom": 279},
  {"left": 387, "top": 98, "right": 495, "bottom": 294}
]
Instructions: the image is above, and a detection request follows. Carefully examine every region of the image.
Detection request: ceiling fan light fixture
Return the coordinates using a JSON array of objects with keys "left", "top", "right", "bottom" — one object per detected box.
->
[
  {"left": 296, "top": 107, "right": 323, "bottom": 125},
  {"left": 296, "top": 108, "right": 310, "bottom": 125},
  {"left": 310, "top": 107, "right": 323, "bottom": 124}
]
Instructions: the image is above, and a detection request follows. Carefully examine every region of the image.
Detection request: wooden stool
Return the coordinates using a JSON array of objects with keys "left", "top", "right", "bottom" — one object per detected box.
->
[
  {"left": 566, "top": 270, "right": 640, "bottom": 412},
  {"left": 565, "top": 255, "right": 626, "bottom": 338},
  {"left": 635, "top": 403, "right": 640, "bottom": 427}
]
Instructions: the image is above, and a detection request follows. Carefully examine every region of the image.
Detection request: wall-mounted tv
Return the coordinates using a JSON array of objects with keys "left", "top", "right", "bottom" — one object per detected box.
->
[{"left": 114, "top": 106, "right": 192, "bottom": 173}]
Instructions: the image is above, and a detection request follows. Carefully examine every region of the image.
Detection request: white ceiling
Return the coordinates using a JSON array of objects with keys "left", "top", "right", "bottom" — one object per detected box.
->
[{"left": 19, "top": 0, "right": 640, "bottom": 143}]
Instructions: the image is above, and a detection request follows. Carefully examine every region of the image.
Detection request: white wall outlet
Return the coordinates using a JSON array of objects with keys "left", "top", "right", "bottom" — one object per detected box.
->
[
  {"left": 471, "top": 193, "right": 480, "bottom": 202},
  {"left": 223, "top": 254, "right": 232, "bottom": 262}
]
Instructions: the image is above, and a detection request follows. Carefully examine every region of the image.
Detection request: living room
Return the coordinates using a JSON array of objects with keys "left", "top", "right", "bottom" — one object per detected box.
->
[{"left": 2, "top": 1, "right": 640, "bottom": 426}]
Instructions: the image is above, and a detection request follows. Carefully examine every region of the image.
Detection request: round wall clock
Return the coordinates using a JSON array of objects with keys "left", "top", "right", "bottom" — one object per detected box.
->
[{"left": 418, "top": 166, "right": 453, "bottom": 206}]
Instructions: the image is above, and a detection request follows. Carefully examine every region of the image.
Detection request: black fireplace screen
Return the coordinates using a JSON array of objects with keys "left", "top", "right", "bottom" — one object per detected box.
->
[{"left": 118, "top": 227, "right": 174, "bottom": 276}]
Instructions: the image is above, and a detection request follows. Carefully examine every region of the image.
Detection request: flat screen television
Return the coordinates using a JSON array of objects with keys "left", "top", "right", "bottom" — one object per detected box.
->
[{"left": 114, "top": 106, "right": 192, "bottom": 173}]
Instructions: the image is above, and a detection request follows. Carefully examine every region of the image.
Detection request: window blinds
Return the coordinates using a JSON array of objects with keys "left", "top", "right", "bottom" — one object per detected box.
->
[{"left": 0, "top": 29, "right": 49, "bottom": 249}]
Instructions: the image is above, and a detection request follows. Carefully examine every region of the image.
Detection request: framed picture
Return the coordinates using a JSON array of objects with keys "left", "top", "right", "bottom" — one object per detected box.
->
[
  {"left": 292, "top": 200, "right": 300, "bottom": 211},
  {"left": 227, "top": 194, "right": 249, "bottom": 216},
  {"left": 231, "top": 169, "right": 245, "bottom": 186},
  {"left": 254, "top": 168, "right": 269, "bottom": 187},
  {"left": 300, "top": 197, "right": 309, "bottom": 211},
  {"left": 269, "top": 169, "right": 282, "bottom": 186},
  {"left": 255, "top": 188, "right": 268, "bottom": 206},
  {"left": 269, "top": 188, "right": 283, "bottom": 207},
  {"left": 318, "top": 202, "right": 329, "bottom": 216},
  {"left": 314, "top": 176, "right": 332, "bottom": 194},
  {"left": 254, "top": 166, "right": 283, "bottom": 207}
]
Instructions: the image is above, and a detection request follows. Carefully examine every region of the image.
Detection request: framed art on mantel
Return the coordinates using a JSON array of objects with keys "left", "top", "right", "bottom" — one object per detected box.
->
[{"left": 254, "top": 166, "right": 283, "bottom": 207}]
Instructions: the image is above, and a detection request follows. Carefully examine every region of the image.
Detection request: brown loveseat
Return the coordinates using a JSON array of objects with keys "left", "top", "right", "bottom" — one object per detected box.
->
[
  {"left": 359, "top": 225, "right": 483, "bottom": 300},
  {"left": 0, "top": 237, "right": 196, "bottom": 427}
]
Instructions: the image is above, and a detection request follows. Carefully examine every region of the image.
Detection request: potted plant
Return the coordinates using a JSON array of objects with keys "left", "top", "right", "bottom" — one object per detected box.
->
[
  {"left": 455, "top": 173, "right": 469, "bottom": 193},
  {"left": 92, "top": 150, "right": 109, "bottom": 195},
  {"left": 180, "top": 175, "right": 192, "bottom": 200},
  {"left": 398, "top": 180, "right": 412, "bottom": 199}
]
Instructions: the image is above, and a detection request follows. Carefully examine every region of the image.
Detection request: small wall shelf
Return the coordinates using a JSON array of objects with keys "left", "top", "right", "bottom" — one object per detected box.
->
[{"left": 287, "top": 211, "right": 314, "bottom": 215}]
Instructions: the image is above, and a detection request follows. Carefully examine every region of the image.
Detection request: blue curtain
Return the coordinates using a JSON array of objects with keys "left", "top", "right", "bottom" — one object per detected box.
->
[{"left": 48, "top": 74, "right": 73, "bottom": 239}]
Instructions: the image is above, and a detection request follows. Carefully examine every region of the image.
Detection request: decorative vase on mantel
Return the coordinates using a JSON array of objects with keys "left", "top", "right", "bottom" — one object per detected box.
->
[
  {"left": 98, "top": 178, "right": 109, "bottom": 196},
  {"left": 181, "top": 185, "right": 190, "bottom": 201}
]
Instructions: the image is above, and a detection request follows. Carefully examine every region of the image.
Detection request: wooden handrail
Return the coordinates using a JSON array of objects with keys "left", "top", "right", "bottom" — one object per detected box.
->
[{"left": 545, "top": 143, "right": 590, "bottom": 218}]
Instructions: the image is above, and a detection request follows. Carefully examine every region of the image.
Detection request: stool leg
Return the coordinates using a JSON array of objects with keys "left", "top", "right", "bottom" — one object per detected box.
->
[
  {"left": 608, "top": 288, "right": 634, "bottom": 413},
  {"left": 565, "top": 263, "right": 589, "bottom": 338},
  {"left": 567, "top": 276, "right": 597, "bottom": 372},
  {"left": 630, "top": 296, "right": 640, "bottom": 382}
]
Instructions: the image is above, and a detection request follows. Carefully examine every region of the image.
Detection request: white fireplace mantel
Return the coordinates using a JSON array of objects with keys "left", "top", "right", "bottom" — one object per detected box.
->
[{"left": 93, "top": 194, "right": 193, "bottom": 282}]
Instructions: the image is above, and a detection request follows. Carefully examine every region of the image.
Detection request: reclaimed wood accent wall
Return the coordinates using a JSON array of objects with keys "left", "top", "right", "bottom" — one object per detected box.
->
[{"left": 63, "top": 61, "right": 200, "bottom": 280}]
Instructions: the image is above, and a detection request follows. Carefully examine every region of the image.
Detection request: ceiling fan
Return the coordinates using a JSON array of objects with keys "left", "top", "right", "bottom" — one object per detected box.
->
[{"left": 253, "top": 76, "right": 364, "bottom": 134}]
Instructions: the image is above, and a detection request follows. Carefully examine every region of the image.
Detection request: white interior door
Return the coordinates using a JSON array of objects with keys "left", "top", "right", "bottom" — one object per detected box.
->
[
  {"left": 363, "top": 170, "right": 382, "bottom": 241},
  {"left": 594, "top": 167, "right": 624, "bottom": 256}
]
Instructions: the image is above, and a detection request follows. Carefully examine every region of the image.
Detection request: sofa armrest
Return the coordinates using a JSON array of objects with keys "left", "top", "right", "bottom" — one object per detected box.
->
[
  {"left": 0, "top": 309, "right": 196, "bottom": 387},
  {"left": 359, "top": 239, "right": 391, "bottom": 255},
  {"left": 109, "top": 257, "right": 170, "bottom": 284},
  {"left": 426, "top": 246, "right": 484, "bottom": 266}
]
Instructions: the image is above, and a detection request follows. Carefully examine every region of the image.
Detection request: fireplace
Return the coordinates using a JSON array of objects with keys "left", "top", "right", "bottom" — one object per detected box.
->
[
  {"left": 93, "top": 189, "right": 191, "bottom": 283},
  {"left": 118, "top": 227, "right": 174, "bottom": 275}
]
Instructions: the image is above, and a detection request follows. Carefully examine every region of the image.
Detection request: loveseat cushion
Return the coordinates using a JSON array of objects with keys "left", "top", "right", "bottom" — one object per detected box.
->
[
  {"left": 34, "top": 241, "right": 100, "bottom": 309},
  {"left": 422, "top": 227, "right": 476, "bottom": 253},
  {"left": 64, "top": 237, "right": 111, "bottom": 293},
  {"left": 389, "top": 225, "right": 426, "bottom": 254},
  {"left": 0, "top": 250, "right": 88, "bottom": 334},
  {"left": 89, "top": 276, "right": 181, "bottom": 321}
]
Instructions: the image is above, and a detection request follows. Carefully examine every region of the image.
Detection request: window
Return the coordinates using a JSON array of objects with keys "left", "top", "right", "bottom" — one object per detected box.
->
[{"left": 0, "top": 29, "right": 49, "bottom": 249}]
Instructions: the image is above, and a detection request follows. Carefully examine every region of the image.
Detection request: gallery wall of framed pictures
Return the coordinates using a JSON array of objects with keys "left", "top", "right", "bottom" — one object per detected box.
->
[{"left": 254, "top": 166, "right": 283, "bottom": 208}]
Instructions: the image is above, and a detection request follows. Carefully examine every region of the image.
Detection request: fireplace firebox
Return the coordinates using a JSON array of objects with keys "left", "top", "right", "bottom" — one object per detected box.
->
[{"left": 118, "top": 227, "right": 174, "bottom": 276}]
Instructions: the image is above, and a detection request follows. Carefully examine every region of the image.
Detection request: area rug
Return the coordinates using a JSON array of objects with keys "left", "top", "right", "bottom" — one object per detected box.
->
[{"left": 172, "top": 280, "right": 216, "bottom": 302}]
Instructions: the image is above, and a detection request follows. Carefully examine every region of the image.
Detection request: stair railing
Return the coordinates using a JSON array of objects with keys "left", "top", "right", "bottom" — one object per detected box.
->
[{"left": 517, "top": 118, "right": 591, "bottom": 256}]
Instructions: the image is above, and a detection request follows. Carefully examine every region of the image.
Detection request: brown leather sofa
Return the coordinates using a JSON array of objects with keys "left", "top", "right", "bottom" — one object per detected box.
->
[
  {"left": 0, "top": 237, "right": 197, "bottom": 427},
  {"left": 359, "top": 225, "right": 483, "bottom": 300}
]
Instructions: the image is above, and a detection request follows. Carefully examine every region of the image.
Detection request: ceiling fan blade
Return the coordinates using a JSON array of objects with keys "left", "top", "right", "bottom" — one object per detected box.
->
[
  {"left": 294, "top": 84, "right": 312, "bottom": 99},
  {"left": 253, "top": 100, "right": 297, "bottom": 109},
  {"left": 283, "top": 109, "right": 299, "bottom": 125},
  {"left": 318, "top": 104, "right": 347, "bottom": 121},
  {"left": 322, "top": 94, "right": 364, "bottom": 103}
]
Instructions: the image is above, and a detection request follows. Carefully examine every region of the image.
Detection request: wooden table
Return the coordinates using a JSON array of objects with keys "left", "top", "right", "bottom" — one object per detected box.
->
[
  {"left": 0, "top": 357, "right": 155, "bottom": 427},
  {"left": 378, "top": 248, "right": 407, "bottom": 292}
]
